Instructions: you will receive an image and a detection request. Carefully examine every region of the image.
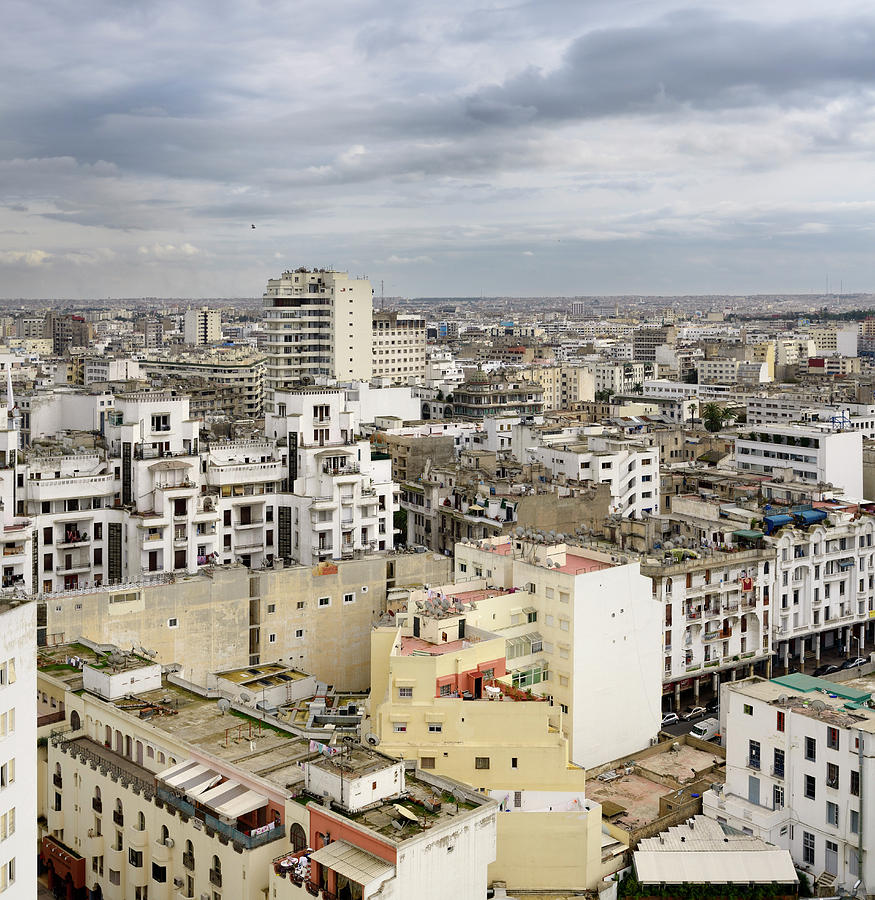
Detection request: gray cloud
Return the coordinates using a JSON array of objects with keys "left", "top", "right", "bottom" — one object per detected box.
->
[{"left": 2, "top": 1, "right": 875, "bottom": 296}]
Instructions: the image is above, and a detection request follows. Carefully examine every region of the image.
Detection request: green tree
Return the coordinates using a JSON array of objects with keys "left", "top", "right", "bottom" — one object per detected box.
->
[
  {"left": 393, "top": 508, "right": 408, "bottom": 546},
  {"left": 595, "top": 389, "right": 613, "bottom": 403},
  {"left": 702, "top": 402, "right": 730, "bottom": 432}
]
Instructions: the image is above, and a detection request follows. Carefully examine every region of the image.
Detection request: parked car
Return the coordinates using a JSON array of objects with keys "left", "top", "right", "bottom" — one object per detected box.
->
[
  {"left": 661, "top": 712, "right": 679, "bottom": 727},
  {"left": 841, "top": 656, "right": 867, "bottom": 670},
  {"left": 813, "top": 664, "right": 840, "bottom": 677},
  {"left": 706, "top": 698, "right": 719, "bottom": 714},
  {"left": 682, "top": 706, "right": 706, "bottom": 721}
]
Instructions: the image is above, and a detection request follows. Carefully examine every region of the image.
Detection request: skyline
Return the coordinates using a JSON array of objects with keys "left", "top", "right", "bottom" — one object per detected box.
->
[{"left": 3, "top": 0, "right": 875, "bottom": 297}]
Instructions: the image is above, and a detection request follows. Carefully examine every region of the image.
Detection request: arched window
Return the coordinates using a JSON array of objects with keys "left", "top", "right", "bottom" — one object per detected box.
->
[
  {"left": 665, "top": 577, "right": 673, "bottom": 594},
  {"left": 55, "top": 762, "right": 61, "bottom": 776},
  {"left": 184, "top": 840, "right": 194, "bottom": 870},
  {"left": 137, "top": 811, "right": 145, "bottom": 831},
  {"left": 70, "top": 710, "right": 81, "bottom": 731},
  {"left": 763, "top": 561, "right": 770, "bottom": 574},
  {"left": 212, "top": 856, "right": 221, "bottom": 874},
  {"left": 290, "top": 822, "right": 307, "bottom": 852},
  {"left": 160, "top": 825, "right": 169, "bottom": 844}
]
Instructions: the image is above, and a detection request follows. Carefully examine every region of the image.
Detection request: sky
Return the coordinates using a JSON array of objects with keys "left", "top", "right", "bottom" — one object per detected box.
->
[{"left": 3, "top": 0, "right": 875, "bottom": 299}]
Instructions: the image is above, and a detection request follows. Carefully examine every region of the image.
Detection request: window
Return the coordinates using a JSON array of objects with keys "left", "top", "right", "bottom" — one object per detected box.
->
[
  {"left": 152, "top": 862, "right": 167, "bottom": 882},
  {"left": 268, "top": 633, "right": 276, "bottom": 644},
  {"left": 428, "top": 723, "right": 442, "bottom": 733},
  {"left": 748, "top": 740, "right": 761, "bottom": 770},
  {"left": 826, "top": 762, "right": 839, "bottom": 789},
  {"left": 743, "top": 704, "right": 753, "bottom": 716},
  {"left": 393, "top": 722, "right": 407, "bottom": 732},
  {"left": 851, "top": 809, "right": 860, "bottom": 833},
  {"left": 475, "top": 757, "right": 490, "bottom": 770},
  {"left": 851, "top": 769, "right": 860, "bottom": 796},
  {"left": 167, "top": 618, "right": 178, "bottom": 629},
  {"left": 343, "top": 592, "right": 355, "bottom": 604},
  {"left": 318, "top": 596, "right": 330, "bottom": 607},
  {"left": 773, "top": 748, "right": 785, "bottom": 778},
  {"left": 420, "top": 757, "right": 435, "bottom": 769},
  {"left": 804, "top": 775, "right": 816, "bottom": 800},
  {"left": 398, "top": 686, "right": 413, "bottom": 698},
  {"left": 826, "top": 801, "right": 839, "bottom": 827},
  {"left": 267, "top": 603, "right": 276, "bottom": 614},
  {"left": 129, "top": 848, "right": 143, "bottom": 868},
  {"left": 827, "top": 727, "right": 839, "bottom": 750},
  {"left": 439, "top": 684, "right": 452, "bottom": 697},
  {"left": 805, "top": 736, "right": 816, "bottom": 761},
  {"left": 295, "top": 629, "right": 303, "bottom": 639},
  {"left": 802, "top": 831, "right": 815, "bottom": 865},
  {"left": 109, "top": 870, "right": 120, "bottom": 886},
  {"left": 296, "top": 601, "right": 306, "bottom": 610},
  {"left": 776, "top": 711, "right": 785, "bottom": 732}
]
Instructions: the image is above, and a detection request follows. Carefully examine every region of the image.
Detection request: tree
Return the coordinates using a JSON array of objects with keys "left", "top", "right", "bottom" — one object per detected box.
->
[
  {"left": 595, "top": 389, "right": 613, "bottom": 403},
  {"left": 393, "top": 509, "right": 408, "bottom": 546},
  {"left": 632, "top": 382, "right": 643, "bottom": 394},
  {"left": 702, "top": 402, "right": 729, "bottom": 432}
]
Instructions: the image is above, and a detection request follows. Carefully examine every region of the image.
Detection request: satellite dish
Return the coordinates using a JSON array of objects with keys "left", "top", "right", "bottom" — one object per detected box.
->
[
  {"left": 239, "top": 692, "right": 252, "bottom": 704},
  {"left": 365, "top": 733, "right": 381, "bottom": 746},
  {"left": 810, "top": 700, "right": 827, "bottom": 710},
  {"left": 777, "top": 695, "right": 788, "bottom": 704},
  {"left": 217, "top": 698, "right": 231, "bottom": 715}
]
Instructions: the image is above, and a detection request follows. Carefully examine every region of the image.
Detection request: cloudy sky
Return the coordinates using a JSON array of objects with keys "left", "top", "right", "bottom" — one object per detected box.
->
[{"left": 2, "top": 0, "right": 875, "bottom": 298}]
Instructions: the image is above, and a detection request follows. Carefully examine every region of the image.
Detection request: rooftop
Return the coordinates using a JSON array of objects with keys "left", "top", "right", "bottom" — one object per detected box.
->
[{"left": 215, "top": 664, "right": 311, "bottom": 687}]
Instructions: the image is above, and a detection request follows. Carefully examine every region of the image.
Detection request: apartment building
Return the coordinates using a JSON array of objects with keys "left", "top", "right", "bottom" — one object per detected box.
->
[
  {"left": 703, "top": 674, "right": 874, "bottom": 896},
  {"left": 526, "top": 364, "right": 595, "bottom": 409},
  {"left": 139, "top": 349, "right": 265, "bottom": 418},
  {"left": 585, "top": 360, "right": 658, "bottom": 396},
  {"left": 452, "top": 374, "right": 544, "bottom": 419},
  {"left": 632, "top": 326, "right": 676, "bottom": 362},
  {"left": 807, "top": 326, "right": 858, "bottom": 358},
  {"left": 0, "top": 599, "right": 36, "bottom": 897},
  {"left": 696, "top": 359, "right": 770, "bottom": 386},
  {"left": 262, "top": 269, "right": 373, "bottom": 413},
  {"left": 802, "top": 356, "right": 862, "bottom": 378},
  {"left": 267, "top": 388, "right": 395, "bottom": 563},
  {"left": 371, "top": 310, "right": 426, "bottom": 384},
  {"left": 83, "top": 358, "right": 142, "bottom": 385},
  {"left": 643, "top": 549, "right": 774, "bottom": 710},
  {"left": 525, "top": 435, "right": 659, "bottom": 518},
  {"left": 452, "top": 536, "right": 661, "bottom": 768},
  {"left": 183, "top": 307, "right": 221, "bottom": 345},
  {"left": 736, "top": 424, "right": 863, "bottom": 498},
  {"left": 770, "top": 511, "right": 875, "bottom": 671}
]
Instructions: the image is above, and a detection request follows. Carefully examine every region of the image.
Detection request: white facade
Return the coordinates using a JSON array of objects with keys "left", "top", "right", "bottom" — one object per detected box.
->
[
  {"left": 267, "top": 388, "right": 395, "bottom": 562},
  {"left": 525, "top": 436, "right": 659, "bottom": 518},
  {"left": 704, "top": 676, "right": 874, "bottom": 895},
  {"left": 0, "top": 600, "right": 36, "bottom": 896},
  {"left": 184, "top": 306, "right": 221, "bottom": 345},
  {"left": 736, "top": 424, "right": 863, "bottom": 498},
  {"left": 372, "top": 311, "right": 426, "bottom": 384},
  {"left": 262, "top": 269, "right": 373, "bottom": 412},
  {"left": 83, "top": 358, "right": 141, "bottom": 385},
  {"left": 453, "top": 537, "right": 662, "bottom": 768}
]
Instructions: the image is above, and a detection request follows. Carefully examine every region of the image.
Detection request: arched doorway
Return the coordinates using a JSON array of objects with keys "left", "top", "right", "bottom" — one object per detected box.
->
[{"left": 70, "top": 710, "right": 81, "bottom": 731}]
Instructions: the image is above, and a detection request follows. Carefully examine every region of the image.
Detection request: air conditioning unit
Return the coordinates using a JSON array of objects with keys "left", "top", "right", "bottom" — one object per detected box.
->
[
  {"left": 173, "top": 877, "right": 184, "bottom": 888},
  {"left": 164, "top": 837, "right": 174, "bottom": 848}
]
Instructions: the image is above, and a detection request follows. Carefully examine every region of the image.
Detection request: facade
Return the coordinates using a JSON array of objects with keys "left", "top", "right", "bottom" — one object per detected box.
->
[
  {"left": 525, "top": 436, "right": 660, "bottom": 518},
  {"left": 452, "top": 537, "right": 662, "bottom": 768},
  {"left": 0, "top": 600, "right": 36, "bottom": 897},
  {"left": 527, "top": 365, "right": 595, "bottom": 409},
  {"left": 138, "top": 349, "right": 265, "bottom": 418},
  {"left": 736, "top": 424, "right": 864, "bottom": 498},
  {"left": 452, "top": 375, "right": 544, "bottom": 419},
  {"left": 262, "top": 269, "right": 373, "bottom": 412},
  {"left": 267, "top": 388, "right": 395, "bottom": 563},
  {"left": 371, "top": 311, "right": 426, "bottom": 384},
  {"left": 643, "top": 549, "right": 774, "bottom": 710},
  {"left": 183, "top": 307, "right": 221, "bottom": 345},
  {"left": 632, "top": 326, "right": 676, "bottom": 362},
  {"left": 703, "top": 674, "right": 874, "bottom": 896}
]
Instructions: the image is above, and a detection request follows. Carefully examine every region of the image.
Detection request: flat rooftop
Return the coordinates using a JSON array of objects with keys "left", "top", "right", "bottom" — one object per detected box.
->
[
  {"left": 112, "top": 679, "right": 311, "bottom": 793},
  {"left": 400, "top": 637, "right": 470, "bottom": 656},
  {"left": 216, "top": 664, "right": 311, "bottom": 687}
]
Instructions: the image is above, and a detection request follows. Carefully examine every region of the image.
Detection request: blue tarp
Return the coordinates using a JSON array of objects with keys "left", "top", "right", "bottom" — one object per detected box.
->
[
  {"left": 794, "top": 509, "right": 827, "bottom": 526},
  {"left": 763, "top": 514, "right": 793, "bottom": 534}
]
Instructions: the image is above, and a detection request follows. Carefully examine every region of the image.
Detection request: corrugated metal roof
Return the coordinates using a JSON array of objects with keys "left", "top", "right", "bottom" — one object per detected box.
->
[{"left": 634, "top": 850, "right": 797, "bottom": 884}]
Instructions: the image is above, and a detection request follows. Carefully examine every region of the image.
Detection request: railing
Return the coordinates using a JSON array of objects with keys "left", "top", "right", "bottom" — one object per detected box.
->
[
  {"left": 747, "top": 757, "right": 761, "bottom": 771},
  {"left": 53, "top": 773, "right": 63, "bottom": 788},
  {"left": 772, "top": 766, "right": 784, "bottom": 779},
  {"left": 38, "top": 710, "right": 66, "bottom": 728},
  {"left": 322, "top": 463, "right": 360, "bottom": 475},
  {"left": 92, "top": 797, "right": 103, "bottom": 813},
  {"left": 113, "top": 810, "right": 124, "bottom": 826},
  {"left": 52, "top": 732, "right": 157, "bottom": 799},
  {"left": 183, "top": 851, "right": 194, "bottom": 870},
  {"left": 210, "top": 869, "right": 223, "bottom": 887}
]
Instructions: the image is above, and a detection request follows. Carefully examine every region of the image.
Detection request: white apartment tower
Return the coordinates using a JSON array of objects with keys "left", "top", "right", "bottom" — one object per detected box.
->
[
  {"left": 0, "top": 600, "right": 36, "bottom": 896},
  {"left": 263, "top": 269, "right": 374, "bottom": 413},
  {"left": 183, "top": 306, "right": 221, "bottom": 345},
  {"left": 372, "top": 310, "right": 426, "bottom": 384}
]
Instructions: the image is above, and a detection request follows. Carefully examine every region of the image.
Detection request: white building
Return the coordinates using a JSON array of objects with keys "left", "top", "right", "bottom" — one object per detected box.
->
[
  {"left": 262, "top": 268, "right": 373, "bottom": 412},
  {"left": 1, "top": 599, "right": 36, "bottom": 896},
  {"left": 704, "top": 674, "right": 874, "bottom": 895},
  {"left": 736, "top": 424, "right": 864, "bottom": 498},
  {"left": 267, "top": 388, "right": 395, "bottom": 563},
  {"left": 83, "top": 358, "right": 141, "bottom": 385},
  {"left": 372, "top": 310, "right": 426, "bottom": 384},
  {"left": 183, "top": 306, "right": 221, "bottom": 345},
  {"left": 453, "top": 536, "right": 662, "bottom": 768},
  {"left": 525, "top": 435, "right": 660, "bottom": 518}
]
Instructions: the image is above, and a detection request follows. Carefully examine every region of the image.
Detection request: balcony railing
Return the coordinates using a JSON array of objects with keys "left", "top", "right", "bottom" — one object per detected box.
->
[
  {"left": 322, "top": 463, "right": 360, "bottom": 476},
  {"left": 112, "top": 810, "right": 124, "bottom": 826},
  {"left": 772, "top": 766, "right": 784, "bottom": 779},
  {"left": 747, "top": 757, "right": 761, "bottom": 770},
  {"left": 210, "top": 869, "right": 222, "bottom": 887},
  {"left": 183, "top": 851, "right": 194, "bottom": 870},
  {"left": 92, "top": 797, "right": 103, "bottom": 813},
  {"left": 157, "top": 787, "right": 285, "bottom": 850}
]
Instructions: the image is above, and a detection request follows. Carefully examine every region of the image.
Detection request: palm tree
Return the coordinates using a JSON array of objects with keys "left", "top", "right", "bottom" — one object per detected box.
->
[{"left": 702, "top": 402, "right": 728, "bottom": 433}]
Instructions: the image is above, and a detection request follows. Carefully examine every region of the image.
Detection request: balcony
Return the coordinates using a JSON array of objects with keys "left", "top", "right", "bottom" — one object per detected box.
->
[
  {"left": 747, "top": 757, "right": 761, "bottom": 771},
  {"left": 53, "top": 772, "right": 63, "bottom": 788},
  {"left": 235, "top": 518, "right": 264, "bottom": 529},
  {"left": 55, "top": 533, "right": 89, "bottom": 549},
  {"left": 92, "top": 797, "right": 103, "bottom": 813},
  {"left": 322, "top": 463, "right": 360, "bottom": 476},
  {"left": 210, "top": 869, "right": 223, "bottom": 887},
  {"left": 772, "top": 766, "right": 784, "bottom": 779},
  {"left": 113, "top": 809, "right": 124, "bottom": 826},
  {"left": 157, "top": 786, "right": 286, "bottom": 850},
  {"left": 51, "top": 733, "right": 157, "bottom": 799},
  {"left": 56, "top": 562, "right": 91, "bottom": 575},
  {"left": 183, "top": 851, "right": 194, "bottom": 870}
]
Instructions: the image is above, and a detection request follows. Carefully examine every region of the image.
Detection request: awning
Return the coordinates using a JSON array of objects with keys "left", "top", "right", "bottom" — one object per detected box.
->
[
  {"left": 199, "top": 780, "right": 268, "bottom": 818},
  {"left": 634, "top": 850, "right": 797, "bottom": 885},
  {"left": 523, "top": 631, "right": 543, "bottom": 645},
  {"left": 310, "top": 840, "right": 394, "bottom": 886},
  {"left": 521, "top": 606, "right": 536, "bottom": 615},
  {"left": 148, "top": 459, "right": 193, "bottom": 471},
  {"left": 838, "top": 558, "right": 855, "bottom": 569},
  {"left": 158, "top": 760, "right": 222, "bottom": 797},
  {"left": 732, "top": 529, "right": 763, "bottom": 540}
]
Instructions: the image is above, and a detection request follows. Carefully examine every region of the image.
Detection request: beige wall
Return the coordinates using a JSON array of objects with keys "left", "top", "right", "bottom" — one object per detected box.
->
[
  {"left": 490, "top": 807, "right": 602, "bottom": 891},
  {"left": 44, "top": 554, "right": 452, "bottom": 690}
]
